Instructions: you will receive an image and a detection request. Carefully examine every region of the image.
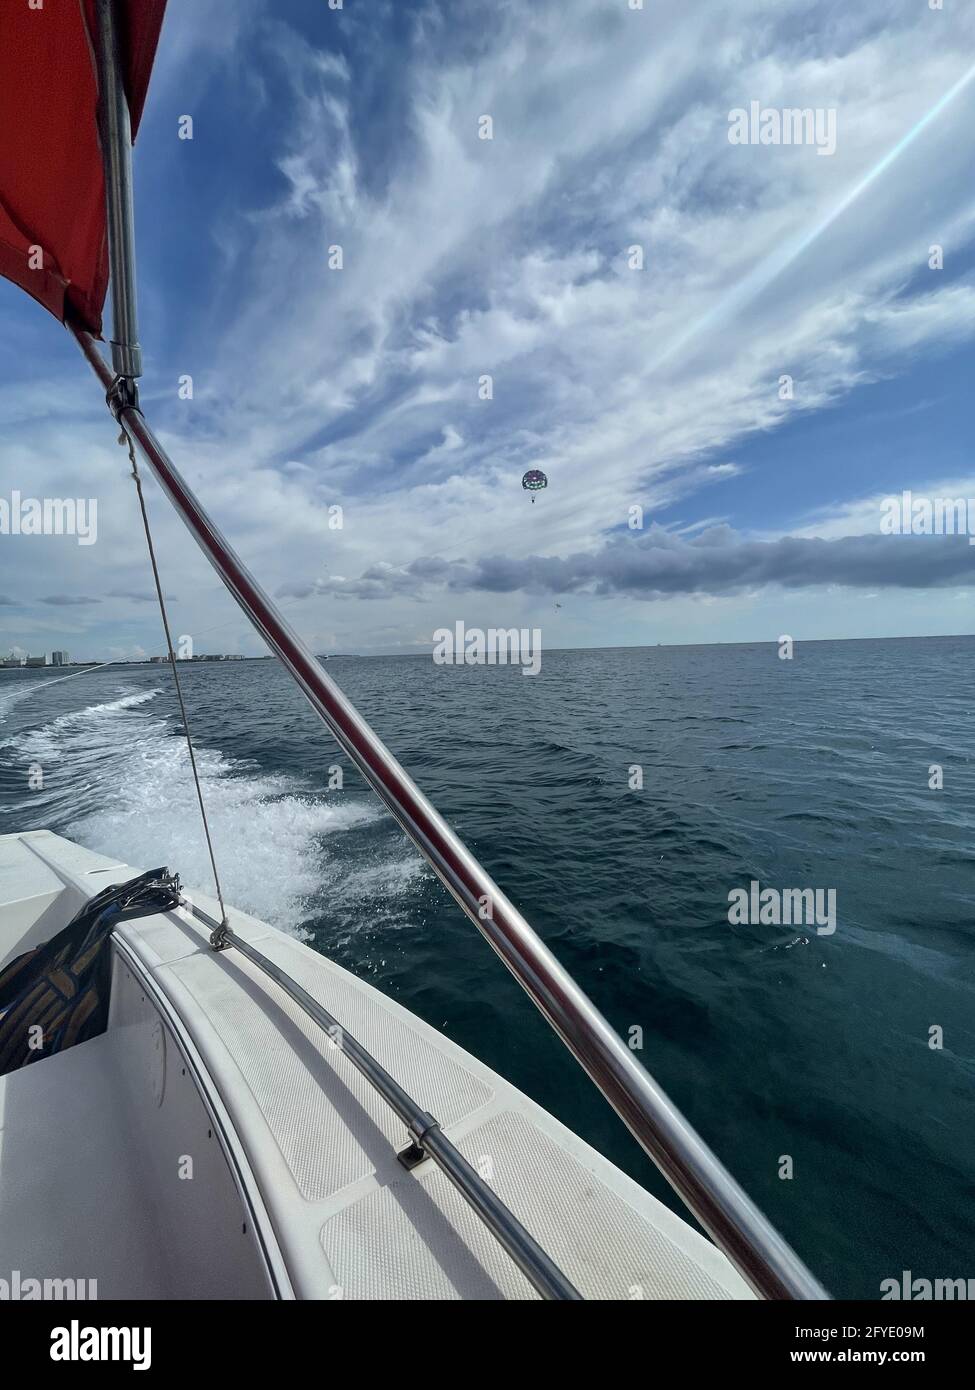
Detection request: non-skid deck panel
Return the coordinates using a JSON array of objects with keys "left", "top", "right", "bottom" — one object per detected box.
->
[
  {"left": 125, "top": 904, "right": 753, "bottom": 1299},
  {"left": 121, "top": 909, "right": 213, "bottom": 968},
  {"left": 323, "top": 1109, "right": 734, "bottom": 1300},
  {"left": 149, "top": 930, "right": 750, "bottom": 1299},
  {"left": 163, "top": 943, "right": 494, "bottom": 1201}
]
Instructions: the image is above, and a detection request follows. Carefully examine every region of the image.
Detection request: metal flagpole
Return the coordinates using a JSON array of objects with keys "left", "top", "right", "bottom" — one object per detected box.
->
[{"left": 93, "top": 0, "right": 143, "bottom": 386}]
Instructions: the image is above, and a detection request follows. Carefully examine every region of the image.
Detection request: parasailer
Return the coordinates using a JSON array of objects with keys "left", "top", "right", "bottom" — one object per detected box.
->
[{"left": 522, "top": 469, "right": 547, "bottom": 502}]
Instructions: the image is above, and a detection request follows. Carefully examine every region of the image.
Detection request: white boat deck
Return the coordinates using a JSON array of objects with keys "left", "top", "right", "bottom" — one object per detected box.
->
[{"left": 0, "top": 830, "right": 754, "bottom": 1300}]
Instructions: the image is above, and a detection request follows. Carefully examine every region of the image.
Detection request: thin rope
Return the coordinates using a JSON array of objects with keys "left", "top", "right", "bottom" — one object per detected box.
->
[{"left": 119, "top": 420, "right": 230, "bottom": 933}]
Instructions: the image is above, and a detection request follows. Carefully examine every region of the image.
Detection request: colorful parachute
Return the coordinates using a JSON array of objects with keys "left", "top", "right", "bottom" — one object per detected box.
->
[{"left": 522, "top": 469, "right": 548, "bottom": 502}]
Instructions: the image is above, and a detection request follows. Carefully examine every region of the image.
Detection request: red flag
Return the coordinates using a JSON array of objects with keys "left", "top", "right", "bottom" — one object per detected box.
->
[{"left": 0, "top": 1, "right": 167, "bottom": 335}]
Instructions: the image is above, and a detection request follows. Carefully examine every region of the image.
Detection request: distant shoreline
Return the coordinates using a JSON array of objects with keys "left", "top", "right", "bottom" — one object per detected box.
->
[{"left": 2, "top": 633, "right": 971, "bottom": 668}]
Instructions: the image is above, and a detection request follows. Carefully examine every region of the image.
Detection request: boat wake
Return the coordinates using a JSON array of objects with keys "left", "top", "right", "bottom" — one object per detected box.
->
[{"left": 0, "top": 686, "right": 379, "bottom": 933}]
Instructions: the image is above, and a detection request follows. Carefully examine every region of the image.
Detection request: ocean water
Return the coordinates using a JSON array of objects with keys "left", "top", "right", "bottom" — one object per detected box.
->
[{"left": 1, "top": 637, "right": 972, "bottom": 1299}]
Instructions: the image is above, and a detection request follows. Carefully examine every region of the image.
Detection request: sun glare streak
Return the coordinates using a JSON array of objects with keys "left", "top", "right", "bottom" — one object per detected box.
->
[{"left": 652, "top": 62, "right": 975, "bottom": 370}]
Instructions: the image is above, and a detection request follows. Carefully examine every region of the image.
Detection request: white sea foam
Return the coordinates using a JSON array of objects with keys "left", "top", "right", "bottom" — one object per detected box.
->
[
  {"left": 2, "top": 686, "right": 379, "bottom": 932},
  {"left": 328, "top": 852, "right": 428, "bottom": 935}
]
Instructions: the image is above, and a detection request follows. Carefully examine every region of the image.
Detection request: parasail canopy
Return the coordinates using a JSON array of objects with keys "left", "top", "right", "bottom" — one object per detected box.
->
[
  {"left": 0, "top": 0, "right": 167, "bottom": 335},
  {"left": 522, "top": 469, "right": 548, "bottom": 493}
]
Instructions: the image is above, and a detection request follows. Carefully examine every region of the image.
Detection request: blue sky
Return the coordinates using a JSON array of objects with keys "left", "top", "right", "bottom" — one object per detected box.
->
[{"left": 1, "top": 0, "right": 974, "bottom": 660}]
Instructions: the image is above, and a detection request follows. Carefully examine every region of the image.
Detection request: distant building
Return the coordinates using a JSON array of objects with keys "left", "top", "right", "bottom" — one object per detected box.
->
[
  {"left": 1, "top": 654, "right": 24, "bottom": 668},
  {"left": 155, "top": 652, "right": 244, "bottom": 663},
  {"left": 25, "top": 655, "right": 46, "bottom": 667},
  {"left": 51, "top": 650, "right": 68, "bottom": 666}
]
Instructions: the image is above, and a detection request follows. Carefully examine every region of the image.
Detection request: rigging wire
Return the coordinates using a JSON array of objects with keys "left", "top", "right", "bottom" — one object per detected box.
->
[{"left": 117, "top": 413, "right": 230, "bottom": 941}]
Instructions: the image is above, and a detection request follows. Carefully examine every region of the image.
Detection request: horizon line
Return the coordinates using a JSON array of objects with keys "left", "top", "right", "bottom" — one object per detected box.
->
[{"left": 3, "top": 630, "right": 972, "bottom": 666}]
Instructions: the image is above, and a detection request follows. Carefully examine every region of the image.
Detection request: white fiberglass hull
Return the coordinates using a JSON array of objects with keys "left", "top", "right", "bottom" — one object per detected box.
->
[{"left": 0, "top": 830, "right": 753, "bottom": 1301}]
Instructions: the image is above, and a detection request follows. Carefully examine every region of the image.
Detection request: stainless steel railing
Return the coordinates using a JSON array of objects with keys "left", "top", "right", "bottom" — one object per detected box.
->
[
  {"left": 181, "top": 898, "right": 582, "bottom": 1300},
  {"left": 72, "top": 320, "right": 827, "bottom": 1300}
]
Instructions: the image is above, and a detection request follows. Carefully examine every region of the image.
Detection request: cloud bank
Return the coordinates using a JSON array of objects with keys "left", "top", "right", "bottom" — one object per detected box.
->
[{"left": 279, "top": 526, "right": 975, "bottom": 603}]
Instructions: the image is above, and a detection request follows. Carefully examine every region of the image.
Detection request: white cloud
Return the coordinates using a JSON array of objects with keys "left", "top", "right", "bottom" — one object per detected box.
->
[{"left": 5, "top": 0, "right": 975, "bottom": 655}]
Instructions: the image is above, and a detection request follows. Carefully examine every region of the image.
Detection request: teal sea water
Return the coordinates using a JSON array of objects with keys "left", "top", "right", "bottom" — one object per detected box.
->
[{"left": 1, "top": 636, "right": 972, "bottom": 1298}]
